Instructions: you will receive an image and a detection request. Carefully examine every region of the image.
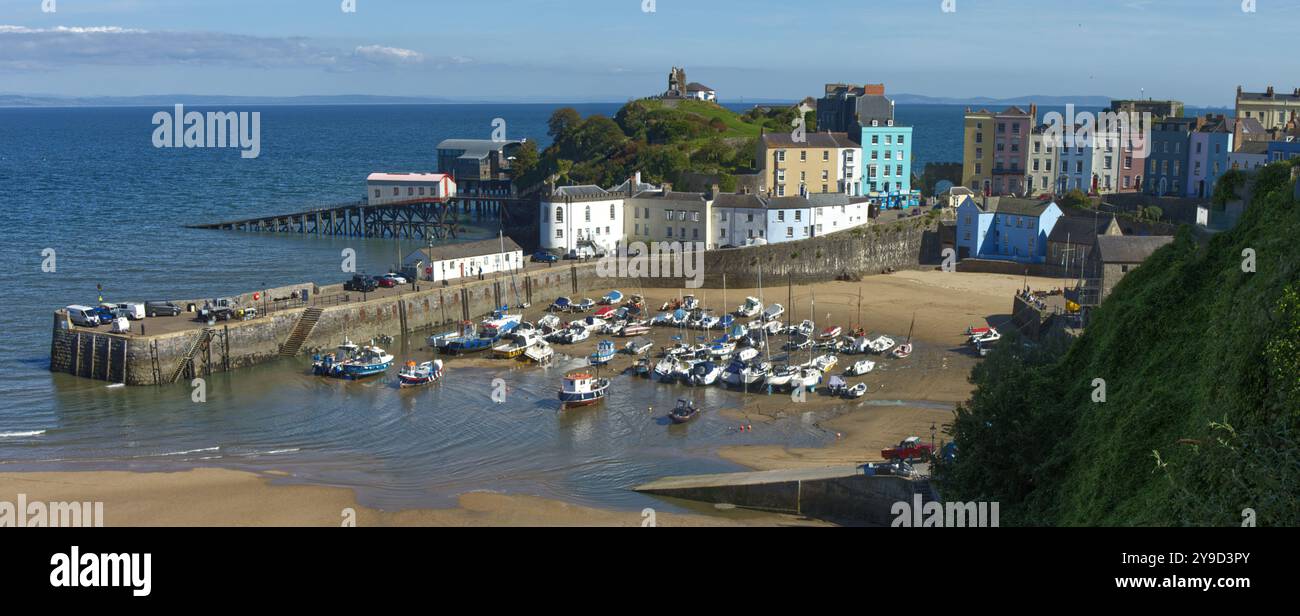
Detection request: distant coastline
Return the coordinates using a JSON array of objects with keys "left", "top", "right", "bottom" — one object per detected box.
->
[{"left": 1, "top": 92, "right": 1229, "bottom": 109}]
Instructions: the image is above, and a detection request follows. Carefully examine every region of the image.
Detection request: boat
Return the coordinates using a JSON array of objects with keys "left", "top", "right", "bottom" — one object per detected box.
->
[
  {"left": 619, "top": 322, "right": 651, "bottom": 337},
  {"left": 970, "top": 328, "right": 1001, "bottom": 346},
  {"left": 766, "top": 364, "right": 799, "bottom": 389},
  {"left": 550, "top": 297, "right": 572, "bottom": 312},
  {"left": 688, "top": 361, "right": 722, "bottom": 386},
  {"left": 593, "top": 306, "right": 617, "bottom": 319},
  {"left": 827, "top": 375, "right": 848, "bottom": 396},
  {"left": 523, "top": 341, "right": 554, "bottom": 364},
  {"left": 966, "top": 326, "right": 991, "bottom": 337},
  {"left": 722, "top": 359, "right": 747, "bottom": 387},
  {"left": 741, "top": 361, "right": 771, "bottom": 386},
  {"left": 708, "top": 341, "right": 735, "bottom": 361},
  {"left": 654, "top": 358, "right": 681, "bottom": 383},
  {"left": 810, "top": 354, "right": 838, "bottom": 373},
  {"left": 681, "top": 295, "right": 700, "bottom": 311},
  {"left": 443, "top": 322, "right": 499, "bottom": 355},
  {"left": 427, "top": 330, "right": 459, "bottom": 350},
  {"left": 668, "top": 399, "right": 701, "bottom": 424},
  {"left": 760, "top": 303, "right": 785, "bottom": 322},
  {"left": 698, "top": 314, "right": 720, "bottom": 330},
  {"left": 820, "top": 325, "right": 843, "bottom": 339},
  {"left": 796, "top": 319, "right": 815, "bottom": 335},
  {"left": 313, "top": 340, "right": 394, "bottom": 379},
  {"left": 574, "top": 298, "right": 596, "bottom": 312},
  {"left": 868, "top": 335, "right": 896, "bottom": 354},
  {"left": 558, "top": 373, "right": 609, "bottom": 409},
  {"left": 537, "top": 314, "right": 562, "bottom": 333},
  {"left": 892, "top": 313, "right": 916, "bottom": 359},
  {"left": 493, "top": 330, "right": 542, "bottom": 359},
  {"left": 624, "top": 336, "right": 654, "bottom": 355},
  {"left": 557, "top": 323, "right": 589, "bottom": 344},
  {"left": 480, "top": 310, "right": 522, "bottom": 337},
  {"left": 600, "top": 290, "right": 623, "bottom": 305},
  {"left": 398, "top": 360, "right": 444, "bottom": 387},
  {"left": 846, "top": 359, "right": 876, "bottom": 376},
  {"left": 589, "top": 340, "right": 616, "bottom": 365},
  {"left": 845, "top": 382, "right": 868, "bottom": 398},
  {"left": 792, "top": 367, "right": 822, "bottom": 391},
  {"left": 633, "top": 357, "right": 652, "bottom": 377},
  {"left": 736, "top": 297, "right": 763, "bottom": 318}
]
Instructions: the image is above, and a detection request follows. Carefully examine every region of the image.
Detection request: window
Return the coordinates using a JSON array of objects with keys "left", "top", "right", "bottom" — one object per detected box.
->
[
  {"left": 392, "top": 187, "right": 400, "bottom": 196},
  {"left": 898, "top": 134, "right": 905, "bottom": 145},
  {"left": 555, "top": 229, "right": 563, "bottom": 238},
  {"left": 786, "top": 227, "right": 794, "bottom": 238},
  {"left": 374, "top": 189, "right": 380, "bottom": 198},
  {"left": 691, "top": 212, "right": 700, "bottom": 222},
  {"left": 777, "top": 210, "right": 785, "bottom": 222},
  {"left": 610, "top": 204, "right": 616, "bottom": 219},
  {"left": 871, "top": 135, "right": 879, "bottom": 145},
  {"left": 555, "top": 207, "right": 564, "bottom": 223},
  {"left": 667, "top": 227, "right": 673, "bottom": 237},
  {"left": 584, "top": 206, "right": 591, "bottom": 222},
  {"left": 777, "top": 150, "right": 786, "bottom": 162},
  {"left": 800, "top": 151, "right": 807, "bottom": 162},
  {"left": 822, "top": 151, "right": 829, "bottom": 161},
  {"left": 794, "top": 210, "right": 802, "bottom": 221},
  {"left": 408, "top": 187, "right": 415, "bottom": 196}
]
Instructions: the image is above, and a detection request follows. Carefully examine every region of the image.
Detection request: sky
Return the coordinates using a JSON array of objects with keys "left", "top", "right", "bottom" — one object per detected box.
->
[{"left": 1, "top": 0, "right": 1297, "bottom": 106}]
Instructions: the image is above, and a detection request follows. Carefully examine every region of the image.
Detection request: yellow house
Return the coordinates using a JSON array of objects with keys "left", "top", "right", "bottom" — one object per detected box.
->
[
  {"left": 962, "top": 108, "right": 995, "bottom": 194},
  {"left": 1236, "top": 86, "right": 1300, "bottom": 131},
  {"left": 758, "top": 132, "right": 860, "bottom": 197}
]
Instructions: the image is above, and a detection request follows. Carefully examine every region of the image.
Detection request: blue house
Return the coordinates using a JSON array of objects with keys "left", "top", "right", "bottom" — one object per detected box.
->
[
  {"left": 956, "top": 196, "right": 1063, "bottom": 263},
  {"left": 855, "top": 88, "right": 914, "bottom": 209}
]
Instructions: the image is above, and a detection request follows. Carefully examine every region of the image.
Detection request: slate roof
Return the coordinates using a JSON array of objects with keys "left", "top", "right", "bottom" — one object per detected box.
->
[
  {"left": 547, "top": 185, "right": 615, "bottom": 201},
  {"left": 762, "top": 131, "right": 858, "bottom": 149},
  {"left": 410, "top": 237, "right": 523, "bottom": 263},
  {"left": 435, "top": 139, "right": 523, "bottom": 160},
  {"left": 1048, "top": 214, "right": 1116, "bottom": 244},
  {"left": 1094, "top": 235, "right": 1173, "bottom": 264}
]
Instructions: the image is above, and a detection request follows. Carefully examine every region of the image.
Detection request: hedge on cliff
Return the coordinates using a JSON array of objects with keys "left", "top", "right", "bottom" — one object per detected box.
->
[{"left": 936, "top": 160, "right": 1300, "bottom": 526}]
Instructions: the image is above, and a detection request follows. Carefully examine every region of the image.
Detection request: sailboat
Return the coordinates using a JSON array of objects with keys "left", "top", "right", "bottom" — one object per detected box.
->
[{"left": 892, "top": 313, "right": 916, "bottom": 359}]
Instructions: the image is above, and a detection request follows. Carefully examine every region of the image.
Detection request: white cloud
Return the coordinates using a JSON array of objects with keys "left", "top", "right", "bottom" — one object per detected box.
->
[{"left": 0, "top": 25, "right": 472, "bottom": 72}]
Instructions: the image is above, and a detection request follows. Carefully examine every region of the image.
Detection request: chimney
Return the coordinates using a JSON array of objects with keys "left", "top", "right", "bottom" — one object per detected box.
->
[
  {"left": 864, "top": 83, "right": 885, "bottom": 96},
  {"left": 662, "top": 182, "right": 673, "bottom": 193},
  {"left": 708, "top": 183, "right": 720, "bottom": 199},
  {"left": 635, "top": 171, "right": 642, "bottom": 186},
  {"left": 1029, "top": 103, "right": 1038, "bottom": 121},
  {"left": 1266, "top": 86, "right": 1275, "bottom": 97}
]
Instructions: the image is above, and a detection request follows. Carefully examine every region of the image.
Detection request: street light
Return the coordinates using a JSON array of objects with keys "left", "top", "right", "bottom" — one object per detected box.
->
[{"left": 930, "top": 421, "right": 937, "bottom": 455}]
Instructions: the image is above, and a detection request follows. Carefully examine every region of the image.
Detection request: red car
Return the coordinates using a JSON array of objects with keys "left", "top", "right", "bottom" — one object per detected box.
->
[
  {"left": 373, "top": 276, "right": 397, "bottom": 288},
  {"left": 881, "top": 437, "right": 933, "bottom": 461}
]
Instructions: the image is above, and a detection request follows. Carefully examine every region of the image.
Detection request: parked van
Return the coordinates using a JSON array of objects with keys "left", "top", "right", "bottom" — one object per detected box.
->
[
  {"left": 145, "top": 301, "right": 182, "bottom": 317},
  {"left": 114, "top": 303, "right": 146, "bottom": 320},
  {"left": 66, "top": 305, "right": 101, "bottom": 327}
]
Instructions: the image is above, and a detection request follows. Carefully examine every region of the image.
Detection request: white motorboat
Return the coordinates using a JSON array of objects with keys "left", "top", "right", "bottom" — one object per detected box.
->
[
  {"left": 845, "top": 382, "right": 868, "bottom": 398},
  {"left": 868, "top": 335, "right": 896, "bottom": 354},
  {"left": 846, "top": 359, "right": 876, "bottom": 376},
  {"left": 688, "top": 361, "right": 722, "bottom": 386},
  {"left": 736, "top": 297, "right": 763, "bottom": 318},
  {"left": 766, "top": 364, "right": 799, "bottom": 389}
]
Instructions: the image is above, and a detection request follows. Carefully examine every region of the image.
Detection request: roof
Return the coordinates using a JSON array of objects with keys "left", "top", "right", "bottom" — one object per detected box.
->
[
  {"left": 965, "top": 196, "right": 1058, "bottom": 217},
  {"left": 1237, "top": 88, "right": 1300, "bottom": 103},
  {"left": 713, "top": 193, "right": 768, "bottom": 210},
  {"left": 1235, "top": 141, "right": 1270, "bottom": 155},
  {"left": 856, "top": 94, "right": 895, "bottom": 125},
  {"left": 545, "top": 185, "right": 617, "bottom": 202},
  {"left": 435, "top": 139, "right": 523, "bottom": 160},
  {"left": 1048, "top": 214, "right": 1116, "bottom": 244},
  {"left": 409, "top": 237, "right": 523, "bottom": 263},
  {"left": 608, "top": 177, "right": 661, "bottom": 195},
  {"left": 1094, "top": 235, "right": 1173, "bottom": 264},
  {"left": 628, "top": 190, "right": 708, "bottom": 204},
  {"left": 762, "top": 131, "right": 858, "bottom": 149},
  {"left": 686, "top": 82, "right": 714, "bottom": 92},
  {"left": 367, "top": 172, "right": 452, "bottom": 183},
  {"left": 712, "top": 192, "right": 865, "bottom": 210}
]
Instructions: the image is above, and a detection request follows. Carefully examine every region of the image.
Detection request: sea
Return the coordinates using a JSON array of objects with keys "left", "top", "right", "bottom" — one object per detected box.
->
[{"left": 0, "top": 102, "right": 1017, "bottom": 512}]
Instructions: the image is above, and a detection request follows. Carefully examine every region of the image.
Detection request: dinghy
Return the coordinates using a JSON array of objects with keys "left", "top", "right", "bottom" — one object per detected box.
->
[{"left": 398, "top": 360, "right": 444, "bottom": 387}]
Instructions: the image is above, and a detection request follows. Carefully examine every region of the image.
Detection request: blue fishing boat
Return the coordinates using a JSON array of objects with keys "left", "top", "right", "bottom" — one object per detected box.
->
[
  {"left": 558, "top": 373, "right": 609, "bottom": 409},
  {"left": 589, "top": 340, "right": 616, "bottom": 365},
  {"left": 442, "top": 320, "right": 501, "bottom": 355},
  {"left": 313, "top": 339, "right": 394, "bottom": 380}
]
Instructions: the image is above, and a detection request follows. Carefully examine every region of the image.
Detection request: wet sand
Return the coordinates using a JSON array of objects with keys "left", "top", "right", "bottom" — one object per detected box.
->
[{"left": 5, "top": 270, "right": 1056, "bottom": 526}]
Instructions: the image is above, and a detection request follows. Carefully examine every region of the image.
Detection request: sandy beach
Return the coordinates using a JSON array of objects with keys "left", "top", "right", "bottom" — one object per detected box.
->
[{"left": 2, "top": 270, "right": 1057, "bottom": 526}]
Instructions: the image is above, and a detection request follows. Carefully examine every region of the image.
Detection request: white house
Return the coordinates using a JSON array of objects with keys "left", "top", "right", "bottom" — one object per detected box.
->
[
  {"left": 712, "top": 192, "right": 870, "bottom": 246},
  {"left": 539, "top": 185, "right": 625, "bottom": 257},
  {"left": 686, "top": 83, "right": 717, "bottom": 102},
  {"left": 367, "top": 173, "right": 457, "bottom": 205},
  {"left": 403, "top": 237, "right": 523, "bottom": 283}
]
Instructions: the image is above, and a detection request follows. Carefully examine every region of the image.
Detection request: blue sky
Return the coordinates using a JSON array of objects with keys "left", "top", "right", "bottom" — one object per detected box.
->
[{"left": 1, "top": 0, "right": 1297, "bottom": 105}]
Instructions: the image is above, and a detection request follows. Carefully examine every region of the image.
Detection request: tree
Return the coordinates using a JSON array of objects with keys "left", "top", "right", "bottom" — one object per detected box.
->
[
  {"left": 548, "top": 107, "right": 582, "bottom": 140},
  {"left": 510, "top": 140, "right": 540, "bottom": 182},
  {"left": 1059, "top": 188, "right": 1090, "bottom": 208}
]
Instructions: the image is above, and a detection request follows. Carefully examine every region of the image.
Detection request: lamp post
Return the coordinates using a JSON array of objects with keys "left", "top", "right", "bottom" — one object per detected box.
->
[{"left": 930, "top": 421, "right": 937, "bottom": 456}]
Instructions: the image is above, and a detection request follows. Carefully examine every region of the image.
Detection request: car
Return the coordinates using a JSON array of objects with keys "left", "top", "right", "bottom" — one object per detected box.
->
[
  {"left": 344, "top": 274, "right": 378, "bottom": 293},
  {"left": 383, "top": 272, "right": 408, "bottom": 285},
  {"left": 373, "top": 275, "right": 397, "bottom": 288},
  {"left": 145, "top": 301, "right": 182, "bottom": 317},
  {"left": 90, "top": 305, "right": 117, "bottom": 325},
  {"left": 881, "top": 436, "right": 934, "bottom": 462},
  {"left": 66, "top": 305, "right": 102, "bottom": 327},
  {"left": 531, "top": 251, "right": 558, "bottom": 263}
]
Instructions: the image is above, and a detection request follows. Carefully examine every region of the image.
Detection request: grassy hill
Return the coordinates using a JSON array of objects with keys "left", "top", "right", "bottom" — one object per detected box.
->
[
  {"left": 512, "top": 98, "right": 808, "bottom": 193},
  {"left": 937, "top": 160, "right": 1300, "bottom": 526}
]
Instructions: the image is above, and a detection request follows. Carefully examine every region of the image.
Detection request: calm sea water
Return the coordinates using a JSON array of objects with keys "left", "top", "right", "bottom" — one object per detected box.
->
[{"left": 0, "top": 102, "right": 972, "bottom": 511}]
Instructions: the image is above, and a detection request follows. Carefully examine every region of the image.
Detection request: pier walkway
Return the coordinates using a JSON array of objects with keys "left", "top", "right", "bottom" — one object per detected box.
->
[{"left": 186, "top": 193, "right": 534, "bottom": 240}]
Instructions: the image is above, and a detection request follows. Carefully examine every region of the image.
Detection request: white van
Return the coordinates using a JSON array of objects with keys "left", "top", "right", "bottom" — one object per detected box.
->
[
  {"left": 66, "top": 305, "right": 101, "bottom": 327},
  {"left": 114, "top": 303, "right": 146, "bottom": 320}
]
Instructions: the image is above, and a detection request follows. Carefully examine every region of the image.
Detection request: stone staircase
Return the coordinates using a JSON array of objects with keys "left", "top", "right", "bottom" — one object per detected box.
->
[
  {"left": 279, "top": 307, "right": 324, "bottom": 357},
  {"left": 168, "top": 328, "right": 215, "bottom": 384}
]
